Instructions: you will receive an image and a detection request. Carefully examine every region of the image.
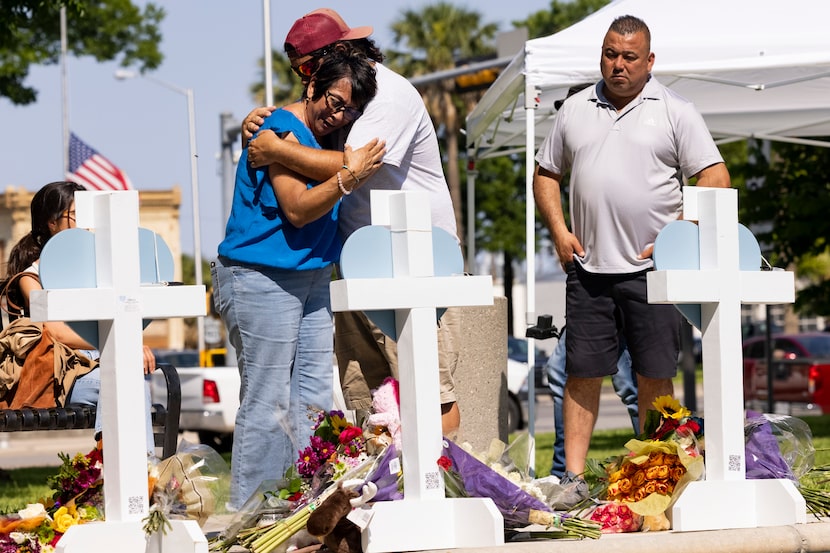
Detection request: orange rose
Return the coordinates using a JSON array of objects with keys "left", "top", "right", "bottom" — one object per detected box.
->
[
  {"left": 648, "top": 452, "right": 665, "bottom": 466},
  {"left": 618, "top": 478, "right": 632, "bottom": 493},
  {"left": 631, "top": 470, "right": 646, "bottom": 487}
]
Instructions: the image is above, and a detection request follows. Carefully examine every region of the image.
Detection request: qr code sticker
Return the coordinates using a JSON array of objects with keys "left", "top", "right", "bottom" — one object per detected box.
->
[
  {"left": 425, "top": 470, "right": 440, "bottom": 490},
  {"left": 728, "top": 454, "right": 742, "bottom": 472},
  {"left": 128, "top": 495, "right": 145, "bottom": 515}
]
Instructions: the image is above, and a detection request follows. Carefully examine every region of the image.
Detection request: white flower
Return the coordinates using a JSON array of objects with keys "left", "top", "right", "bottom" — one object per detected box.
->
[
  {"left": 9, "top": 532, "right": 28, "bottom": 544},
  {"left": 17, "top": 503, "right": 46, "bottom": 520}
]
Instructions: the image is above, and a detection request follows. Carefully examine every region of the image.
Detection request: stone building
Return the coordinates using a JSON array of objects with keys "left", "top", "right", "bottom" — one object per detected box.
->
[{"left": 0, "top": 185, "right": 189, "bottom": 350}]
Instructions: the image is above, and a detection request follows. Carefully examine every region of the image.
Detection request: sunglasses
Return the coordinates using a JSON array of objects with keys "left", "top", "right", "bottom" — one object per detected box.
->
[
  {"left": 324, "top": 91, "right": 363, "bottom": 122},
  {"left": 291, "top": 49, "right": 329, "bottom": 78}
]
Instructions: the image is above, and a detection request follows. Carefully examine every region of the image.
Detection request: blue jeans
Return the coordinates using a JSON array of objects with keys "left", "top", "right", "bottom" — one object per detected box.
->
[
  {"left": 68, "top": 365, "right": 155, "bottom": 455},
  {"left": 546, "top": 328, "right": 639, "bottom": 477},
  {"left": 212, "top": 258, "right": 334, "bottom": 509}
]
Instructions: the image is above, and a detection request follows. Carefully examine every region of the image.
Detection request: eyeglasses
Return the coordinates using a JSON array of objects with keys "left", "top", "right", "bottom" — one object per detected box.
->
[
  {"left": 63, "top": 209, "right": 76, "bottom": 223},
  {"left": 324, "top": 91, "right": 363, "bottom": 122}
]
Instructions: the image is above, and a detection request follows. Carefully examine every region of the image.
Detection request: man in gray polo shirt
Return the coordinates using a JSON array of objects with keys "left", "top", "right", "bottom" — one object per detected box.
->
[{"left": 533, "top": 14, "right": 730, "bottom": 492}]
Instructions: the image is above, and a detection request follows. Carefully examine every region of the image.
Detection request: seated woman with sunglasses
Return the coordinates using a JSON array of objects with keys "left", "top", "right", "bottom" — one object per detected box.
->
[
  {"left": 0, "top": 181, "right": 158, "bottom": 455},
  {"left": 212, "top": 44, "right": 385, "bottom": 510}
]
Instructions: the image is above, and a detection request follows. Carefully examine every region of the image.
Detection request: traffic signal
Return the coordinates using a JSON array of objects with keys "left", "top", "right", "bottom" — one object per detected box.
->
[{"left": 455, "top": 67, "right": 500, "bottom": 94}]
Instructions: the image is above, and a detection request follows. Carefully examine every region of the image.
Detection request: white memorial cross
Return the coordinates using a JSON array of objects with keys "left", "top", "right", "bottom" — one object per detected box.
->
[
  {"left": 29, "top": 191, "right": 208, "bottom": 553},
  {"left": 648, "top": 186, "right": 805, "bottom": 531},
  {"left": 330, "top": 191, "right": 503, "bottom": 553}
]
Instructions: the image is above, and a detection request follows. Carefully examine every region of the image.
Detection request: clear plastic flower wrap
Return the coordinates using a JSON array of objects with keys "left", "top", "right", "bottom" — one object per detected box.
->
[
  {"left": 745, "top": 410, "right": 815, "bottom": 481},
  {"left": 148, "top": 439, "right": 231, "bottom": 530}
]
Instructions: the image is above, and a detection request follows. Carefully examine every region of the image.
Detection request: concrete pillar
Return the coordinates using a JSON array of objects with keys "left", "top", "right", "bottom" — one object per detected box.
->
[{"left": 454, "top": 296, "right": 508, "bottom": 451}]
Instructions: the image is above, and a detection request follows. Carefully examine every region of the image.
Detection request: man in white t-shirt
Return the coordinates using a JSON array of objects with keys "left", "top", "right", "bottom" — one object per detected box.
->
[{"left": 242, "top": 8, "right": 462, "bottom": 436}]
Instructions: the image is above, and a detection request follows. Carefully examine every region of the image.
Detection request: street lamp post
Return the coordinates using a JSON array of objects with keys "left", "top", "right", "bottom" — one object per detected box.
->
[{"left": 114, "top": 69, "right": 205, "bottom": 359}]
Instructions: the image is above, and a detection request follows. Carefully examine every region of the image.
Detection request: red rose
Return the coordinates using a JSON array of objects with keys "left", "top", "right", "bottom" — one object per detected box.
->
[
  {"left": 437, "top": 456, "right": 452, "bottom": 471},
  {"left": 338, "top": 425, "right": 363, "bottom": 444}
]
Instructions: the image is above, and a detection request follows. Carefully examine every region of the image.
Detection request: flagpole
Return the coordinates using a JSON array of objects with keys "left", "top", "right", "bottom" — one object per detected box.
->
[
  {"left": 60, "top": 6, "right": 69, "bottom": 174},
  {"left": 263, "top": 0, "right": 273, "bottom": 105},
  {"left": 113, "top": 70, "right": 205, "bottom": 359}
]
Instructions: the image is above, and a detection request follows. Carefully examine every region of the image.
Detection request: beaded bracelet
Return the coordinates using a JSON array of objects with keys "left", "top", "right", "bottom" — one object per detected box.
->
[
  {"left": 337, "top": 171, "right": 351, "bottom": 195},
  {"left": 341, "top": 165, "right": 360, "bottom": 185}
]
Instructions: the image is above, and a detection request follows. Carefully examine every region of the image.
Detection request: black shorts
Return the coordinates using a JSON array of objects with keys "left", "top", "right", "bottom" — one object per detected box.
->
[{"left": 564, "top": 262, "right": 681, "bottom": 379}]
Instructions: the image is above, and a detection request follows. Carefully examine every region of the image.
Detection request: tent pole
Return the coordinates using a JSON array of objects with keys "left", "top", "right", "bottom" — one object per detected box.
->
[
  {"left": 525, "top": 83, "right": 540, "bottom": 473},
  {"left": 466, "top": 159, "right": 477, "bottom": 272}
]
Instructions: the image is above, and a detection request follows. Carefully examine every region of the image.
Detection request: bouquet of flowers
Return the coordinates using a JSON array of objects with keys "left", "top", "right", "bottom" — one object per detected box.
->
[
  {"left": 0, "top": 445, "right": 104, "bottom": 551},
  {"left": 297, "top": 409, "right": 369, "bottom": 482},
  {"left": 587, "top": 395, "right": 705, "bottom": 530},
  {"left": 210, "top": 409, "right": 384, "bottom": 553},
  {"left": 439, "top": 439, "right": 601, "bottom": 539}
]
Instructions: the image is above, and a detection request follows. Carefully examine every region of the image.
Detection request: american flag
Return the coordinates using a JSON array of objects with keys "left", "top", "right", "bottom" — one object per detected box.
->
[{"left": 66, "top": 133, "right": 132, "bottom": 191}]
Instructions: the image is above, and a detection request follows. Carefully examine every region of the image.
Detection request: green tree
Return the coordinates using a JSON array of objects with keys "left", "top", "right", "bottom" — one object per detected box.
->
[
  {"left": 0, "top": 0, "right": 164, "bottom": 105},
  {"left": 739, "top": 141, "right": 830, "bottom": 315},
  {"left": 386, "top": 3, "right": 499, "bottom": 246},
  {"left": 250, "top": 50, "right": 305, "bottom": 107},
  {"left": 471, "top": 155, "right": 533, "bottom": 335},
  {"left": 514, "top": 0, "right": 610, "bottom": 39}
]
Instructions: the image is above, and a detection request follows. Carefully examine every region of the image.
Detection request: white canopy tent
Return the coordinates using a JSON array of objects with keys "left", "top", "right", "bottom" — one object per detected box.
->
[{"left": 465, "top": 0, "right": 830, "bottom": 436}]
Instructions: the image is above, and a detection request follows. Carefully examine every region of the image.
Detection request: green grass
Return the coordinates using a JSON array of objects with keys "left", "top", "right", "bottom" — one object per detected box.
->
[
  {"left": 3, "top": 416, "right": 830, "bottom": 514},
  {"left": 0, "top": 466, "right": 56, "bottom": 513}
]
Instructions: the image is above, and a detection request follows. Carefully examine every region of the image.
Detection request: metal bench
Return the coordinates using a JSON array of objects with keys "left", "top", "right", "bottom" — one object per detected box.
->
[{"left": 0, "top": 362, "right": 181, "bottom": 459}]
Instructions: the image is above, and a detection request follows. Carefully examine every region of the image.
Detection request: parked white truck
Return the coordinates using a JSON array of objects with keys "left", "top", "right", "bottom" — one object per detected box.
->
[
  {"left": 150, "top": 349, "right": 239, "bottom": 452},
  {"left": 150, "top": 339, "right": 548, "bottom": 452}
]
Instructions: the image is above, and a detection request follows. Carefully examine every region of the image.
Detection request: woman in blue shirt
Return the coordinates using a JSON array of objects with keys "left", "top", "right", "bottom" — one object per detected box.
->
[{"left": 213, "top": 45, "right": 384, "bottom": 509}]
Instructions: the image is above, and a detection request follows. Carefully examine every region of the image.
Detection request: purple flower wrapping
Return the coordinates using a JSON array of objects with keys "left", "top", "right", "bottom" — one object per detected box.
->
[
  {"left": 745, "top": 410, "right": 796, "bottom": 480},
  {"left": 442, "top": 440, "right": 554, "bottom": 528},
  {"left": 366, "top": 444, "right": 404, "bottom": 502}
]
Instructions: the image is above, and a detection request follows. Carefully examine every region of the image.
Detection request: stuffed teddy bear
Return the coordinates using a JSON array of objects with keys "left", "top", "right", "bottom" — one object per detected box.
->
[
  {"left": 306, "top": 480, "right": 377, "bottom": 553},
  {"left": 363, "top": 377, "right": 401, "bottom": 455}
]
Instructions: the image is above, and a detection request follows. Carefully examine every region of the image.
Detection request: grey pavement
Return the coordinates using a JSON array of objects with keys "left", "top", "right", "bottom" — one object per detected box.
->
[{"left": 0, "top": 383, "right": 700, "bottom": 470}]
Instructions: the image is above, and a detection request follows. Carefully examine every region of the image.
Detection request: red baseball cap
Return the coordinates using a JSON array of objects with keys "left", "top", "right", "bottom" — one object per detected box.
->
[{"left": 284, "top": 8, "right": 373, "bottom": 58}]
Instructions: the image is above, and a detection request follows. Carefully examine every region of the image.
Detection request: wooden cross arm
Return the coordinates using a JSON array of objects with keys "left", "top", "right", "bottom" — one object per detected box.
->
[
  {"left": 647, "top": 270, "right": 794, "bottom": 305},
  {"left": 330, "top": 276, "right": 493, "bottom": 312},
  {"left": 29, "top": 285, "right": 207, "bottom": 322}
]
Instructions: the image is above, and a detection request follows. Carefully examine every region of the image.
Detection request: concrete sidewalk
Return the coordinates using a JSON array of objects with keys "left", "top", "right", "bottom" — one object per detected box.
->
[
  {"left": 200, "top": 514, "right": 830, "bottom": 553},
  {"left": 450, "top": 520, "right": 830, "bottom": 553}
]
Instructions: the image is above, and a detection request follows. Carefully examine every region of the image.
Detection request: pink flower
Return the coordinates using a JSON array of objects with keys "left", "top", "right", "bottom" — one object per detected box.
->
[{"left": 338, "top": 426, "right": 363, "bottom": 444}]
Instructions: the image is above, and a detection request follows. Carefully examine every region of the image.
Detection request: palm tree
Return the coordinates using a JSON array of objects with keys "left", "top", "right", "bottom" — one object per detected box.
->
[
  {"left": 386, "top": 3, "right": 499, "bottom": 251},
  {"left": 250, "top": 49, "right": 305, "bottom": 106}
]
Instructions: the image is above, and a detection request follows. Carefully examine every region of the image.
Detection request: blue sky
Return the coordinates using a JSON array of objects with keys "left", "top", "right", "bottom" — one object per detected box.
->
[{"left": 0, "top": 1, "right": 553, "bottom": 263}]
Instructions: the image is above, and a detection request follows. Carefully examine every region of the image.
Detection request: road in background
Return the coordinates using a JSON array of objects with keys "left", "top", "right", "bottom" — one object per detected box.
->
[{"left": 0, "top": 384, "right": 718, "bottom": 469}]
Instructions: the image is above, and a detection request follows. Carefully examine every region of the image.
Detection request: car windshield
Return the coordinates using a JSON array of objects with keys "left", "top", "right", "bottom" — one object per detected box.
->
[
  {"left": 507, "top": 337, "right": 547, "bottom": 364},
  {"left": 799, "top": 335, "right": 830, "bottom": 357},
  {"left": 153, "top": 350, "right": 200, "bottom": 367}
]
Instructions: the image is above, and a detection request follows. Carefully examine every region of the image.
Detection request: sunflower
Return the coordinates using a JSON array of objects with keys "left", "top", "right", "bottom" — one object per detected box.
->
[
  {"left": 328, "top": 412, "right": 350, "bottom": 436},
  {"left": 652, "top": 395, "right": 691, "bottom": 420}
]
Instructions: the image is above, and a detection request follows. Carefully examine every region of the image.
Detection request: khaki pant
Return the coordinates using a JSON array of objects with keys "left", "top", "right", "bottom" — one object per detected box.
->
[{"left": 334, "top": 308, "right": 460, "bottom": 410}]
